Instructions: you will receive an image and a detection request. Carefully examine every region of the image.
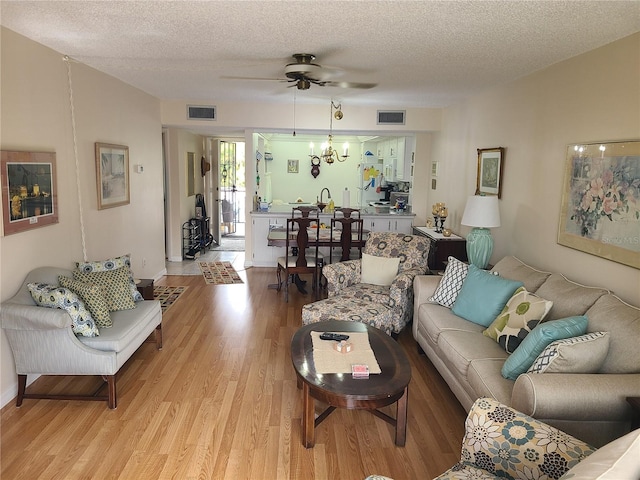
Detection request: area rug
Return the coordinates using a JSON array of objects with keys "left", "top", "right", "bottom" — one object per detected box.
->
[
  {"left": 199, "top": 261, "right": 244, "bottom": 284},
  {"left": 153, "top": 286, "right": 189, "bottom": 313}
]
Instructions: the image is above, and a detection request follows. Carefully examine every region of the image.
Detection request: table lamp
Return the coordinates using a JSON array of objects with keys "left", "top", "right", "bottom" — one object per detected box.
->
[{"left": 461, "top": 195, "right": 501, "bottom": 269}]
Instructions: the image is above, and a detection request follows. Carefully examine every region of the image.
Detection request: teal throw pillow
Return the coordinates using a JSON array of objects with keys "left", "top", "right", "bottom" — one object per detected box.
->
[
  {"left": 501, "top": 315, "right": 588, "bottom": 380},
  {"left": 451, "top": 264, "right": 523, "bottom": 327}
]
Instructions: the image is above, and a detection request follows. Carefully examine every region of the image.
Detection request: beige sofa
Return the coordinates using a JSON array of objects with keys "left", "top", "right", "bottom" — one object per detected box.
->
[{"left": 413, "top": 256, "right": 640, "bottom": 447}]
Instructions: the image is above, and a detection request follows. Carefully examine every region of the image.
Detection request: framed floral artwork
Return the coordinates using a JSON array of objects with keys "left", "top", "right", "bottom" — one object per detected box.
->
[
  {"left": 476, "top": 147, "right": 504, "bottom": 198},
  {"left": 558, "top": 140, "right": 639, "bottom": 269},
  {"left": 95, "top": 142, "right": 129, "bottom": 209}
]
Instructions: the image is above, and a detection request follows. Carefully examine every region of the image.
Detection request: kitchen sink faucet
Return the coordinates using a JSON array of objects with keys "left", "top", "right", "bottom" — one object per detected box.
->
[{"left": 319, "top": 188, "right": 331, "bottom": 204}]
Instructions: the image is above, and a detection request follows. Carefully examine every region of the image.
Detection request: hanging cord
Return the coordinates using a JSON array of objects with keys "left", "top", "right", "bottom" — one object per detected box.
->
[{"left": 64, "top": 55, "right": 88, "bottom": 262}]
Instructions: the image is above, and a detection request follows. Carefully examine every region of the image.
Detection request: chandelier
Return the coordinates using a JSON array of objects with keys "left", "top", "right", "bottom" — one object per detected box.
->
[{"left": 310, "top": 101, "right": 349, "bottom": 164}]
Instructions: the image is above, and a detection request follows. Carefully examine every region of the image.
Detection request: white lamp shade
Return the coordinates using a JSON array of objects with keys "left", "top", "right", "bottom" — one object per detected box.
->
[{"left": 461, "top": 195, "right": 501, "bottom": 228}]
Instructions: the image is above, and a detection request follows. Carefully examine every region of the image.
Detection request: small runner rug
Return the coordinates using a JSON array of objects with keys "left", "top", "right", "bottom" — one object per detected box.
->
[
  {"left": 153, "top": 286, "right": 189, "bottom": 313},
  {"left": 199, "top": 261, "right": 244, "bottom": 284}
]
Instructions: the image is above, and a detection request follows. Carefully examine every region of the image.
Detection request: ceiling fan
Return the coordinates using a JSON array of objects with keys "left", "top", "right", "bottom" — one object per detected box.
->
[{"left": 224, "top": 53, "right": 376, "bottom": 90}]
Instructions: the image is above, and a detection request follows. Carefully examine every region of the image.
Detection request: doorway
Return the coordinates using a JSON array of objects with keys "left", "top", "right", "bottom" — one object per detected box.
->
[{"left": 217, "top": 140, "right": 245, "bottom": 251}]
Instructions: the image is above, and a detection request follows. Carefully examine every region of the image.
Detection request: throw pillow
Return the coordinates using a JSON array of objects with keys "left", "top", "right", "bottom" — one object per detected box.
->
[
  {"left": 75, "top": 254, "right": 143, "bottom": 302},
  {"left": 527, "top": 331, "right": 610, "bottom": 374},
  {"left": 360, "top": 253, "right": 400, "bottom": 286},
  {"left": 428, "top": 256, "right": 469, "bottom": 308},
  {"left": 501, "top": 315, "right": 589, "bottom": 380},
  {"left": 72, "top": 266, "right": 136, "bottom": 312},
  {"left": 27, "top": 283, "right": 99, "bottom": 337},
  {"left": 483, "top": 287, "right": 553, "bottom": 353},
  {"left": 451, "top": 264, "right": 523, "bottom": 327},
  {"left": 58, "top": 276, "right": 112, "bottom": 328}
]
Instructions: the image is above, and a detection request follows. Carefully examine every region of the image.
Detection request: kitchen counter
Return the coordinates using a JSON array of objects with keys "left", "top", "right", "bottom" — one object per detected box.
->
[{"left": 251, "top": 204, "right": 415, "bottom": 216}]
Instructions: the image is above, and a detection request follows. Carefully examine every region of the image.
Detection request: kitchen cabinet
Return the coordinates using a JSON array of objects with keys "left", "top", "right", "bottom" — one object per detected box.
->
[
  {"left": 395, "top": 137, "right": 414, "bottom": 181},
  {"left": 252, "top": 215, "right": 285, "bottom": 267},
  {"left": 364, "top": 216, "right": 413, "bottom": 234}
]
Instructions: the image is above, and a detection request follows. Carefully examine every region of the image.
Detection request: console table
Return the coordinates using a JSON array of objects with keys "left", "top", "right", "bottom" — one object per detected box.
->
[{"left": 413, "top": 226, "right": 467, "bottom": 271}]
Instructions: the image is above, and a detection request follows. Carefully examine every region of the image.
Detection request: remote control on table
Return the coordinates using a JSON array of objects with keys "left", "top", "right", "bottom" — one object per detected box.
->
[{"left": 319, "top": 332, "right": 350, "bottom": 342}]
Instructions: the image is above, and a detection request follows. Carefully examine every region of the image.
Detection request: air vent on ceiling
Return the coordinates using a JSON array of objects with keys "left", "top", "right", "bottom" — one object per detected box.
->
[
  {"left": 187, "top": 105, "right": 216, "bottom": 121},
  {"left": 377, "top": 110, "right": 405, "bottom": 125}
]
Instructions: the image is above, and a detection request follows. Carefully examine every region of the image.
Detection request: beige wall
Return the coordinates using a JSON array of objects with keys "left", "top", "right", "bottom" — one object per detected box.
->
[
  {"left": 0, "top": 28, "right": 165, "bottom": 406},
  {"left": 428, "top": 33, "right": 640, "bottom": 303}
]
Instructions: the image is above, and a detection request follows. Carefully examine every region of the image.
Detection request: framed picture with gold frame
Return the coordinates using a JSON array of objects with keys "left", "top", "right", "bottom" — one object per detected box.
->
[
  {"left": 95, "top": 142, "right": 129, "bottom": 209},
  {"left": 476, "top": 147, "right": 505, "bottom": 198},
  {"left": 1, "top": 150, "right": 59, "bottom": 235},
  {"left": 558, "top": 140, "right": 639, "bottom": 269}
]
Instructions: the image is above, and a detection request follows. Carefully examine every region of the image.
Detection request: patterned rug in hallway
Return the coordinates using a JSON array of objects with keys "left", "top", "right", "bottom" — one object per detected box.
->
[
  {"left": 199, "top": 261, "right": 244, "bottom": 284},
  {"left": 153, "top": 286, "right": 189, "bottom": 313}
]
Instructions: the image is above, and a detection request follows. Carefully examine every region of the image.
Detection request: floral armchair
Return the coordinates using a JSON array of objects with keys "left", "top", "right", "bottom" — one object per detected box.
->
[
  {"left": 367, "top": 397, "right": 600, "bottom": 480},
  {"left": 321, "top": 232, "right": 430, "bottom": 333}
]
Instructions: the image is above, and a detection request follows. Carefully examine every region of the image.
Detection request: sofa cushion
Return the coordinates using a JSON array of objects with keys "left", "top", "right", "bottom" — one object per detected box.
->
[
  {"left": 485, "top": 287, "right": 553, "bottom": 353},
  {"left": 78, "top": 300, "right": 159, "bottom": 352},
  {"left": 501, "top": 316, "right": 588, "bottom": 380},
  {"left": 76, "top": 253, "right": 144, "bottom": 302},
  {"left": 58, "top": 275, "right": 112, "bottom": 328},
  {"left": 418, "top": 302, "right": 485, "bottom": 346},
  {"left": 490, "top": 256, "right": 551, "bottom": 292},
  {"left": 362, "top": 232, "right": 430, "bottom": 274},
  {"left": 534, "top": 273, "right": 608, "bottom": 320},
  {"left": 467, "top": 358, "right": 514, "bottom": 405},
  {"left": 72, "top": 266, "right": 136, "bottom": 312},
  {"left": 428, "top": 256, "right": 469, "bottom": 307},
  {"left": 360, "top": 253, "right": 400, "bottom": 286},
  {"left": 586, "top": 294, "right": 640, "bottom": 373},
  {"left": 27, "top": 283, "right": 99, "bottom": 337},
  {"left": 527, "top": 332, "right": 610, "bottom": 374},
  {"left": 437, "top": 330, "right": 508, "bottom": 379},
  {"left": 452, "top": 265, "right": 523, "bottom": 327}
]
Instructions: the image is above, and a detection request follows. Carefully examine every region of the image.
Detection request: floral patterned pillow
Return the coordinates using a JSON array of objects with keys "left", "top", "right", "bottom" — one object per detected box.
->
[{"left": 27, "top": 283, "right": 99, "bottom": 337}]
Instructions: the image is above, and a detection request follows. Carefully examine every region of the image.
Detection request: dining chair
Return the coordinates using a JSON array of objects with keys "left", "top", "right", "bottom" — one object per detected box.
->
[
  {"left": 276, "top": 213, "right": 323, "bottom": 302},
  {"left": 329, "top": 216, "right": 364, "bottom": 263},
  {"left": 333, "top": 207, "right": 361, "bottom": 219},
  {"left": 291, "top": 205, "right": 319, "bottom": 218}
]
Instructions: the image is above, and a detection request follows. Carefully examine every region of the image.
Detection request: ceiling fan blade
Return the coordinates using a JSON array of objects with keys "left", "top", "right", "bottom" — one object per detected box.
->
[
  {"left": 323, "top": 81, "right": 377, "bottom": 89},
  {"left": 220, "top": 75, "right": 291, "bottom": 82}
]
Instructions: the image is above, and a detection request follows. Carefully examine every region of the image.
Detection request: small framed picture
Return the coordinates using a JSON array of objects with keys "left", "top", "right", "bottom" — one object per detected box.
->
[
  {"left": 95, "top": 142, "right": 130, "bottom": 209},
  {"left": 476, "top": 147, "right": 505, "bottom": 198},
  {"left": 287, "top": 159, "right": 299, "bottom": 174}
]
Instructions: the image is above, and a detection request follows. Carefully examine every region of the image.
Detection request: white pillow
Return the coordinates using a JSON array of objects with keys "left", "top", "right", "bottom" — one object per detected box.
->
[
  {"left": 563, "top": 428, "right": 640, "bottom": 479},
  {"left": 360, "top": 253, "right": 400, "bottom": 286},
  {"left": 428, "top": 256, "right": 469, "bottom": 307}
]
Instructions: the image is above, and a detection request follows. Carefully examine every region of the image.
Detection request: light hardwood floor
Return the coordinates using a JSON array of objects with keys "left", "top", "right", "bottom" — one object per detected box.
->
[{"left": 1, "top": 265, "right": 466, "bottom": 479}]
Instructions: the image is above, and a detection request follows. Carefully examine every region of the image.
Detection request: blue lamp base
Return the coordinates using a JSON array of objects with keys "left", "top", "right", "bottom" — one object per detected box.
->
[{"left": 466, "top": 227, "right": 494, "bottom": 269}]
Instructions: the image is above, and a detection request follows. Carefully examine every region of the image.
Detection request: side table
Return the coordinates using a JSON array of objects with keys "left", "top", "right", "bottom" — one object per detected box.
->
[
  {"left": 136, "top": 278, "right": 155, "bottom": 301},
  {"left": 412, "top": 226, "right": 467, "bottom": 271}
]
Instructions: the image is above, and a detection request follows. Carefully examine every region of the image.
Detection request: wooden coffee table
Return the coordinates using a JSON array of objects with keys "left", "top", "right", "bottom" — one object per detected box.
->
[{"left": 290, "top": 320, "right": 411, "bottom": 448}]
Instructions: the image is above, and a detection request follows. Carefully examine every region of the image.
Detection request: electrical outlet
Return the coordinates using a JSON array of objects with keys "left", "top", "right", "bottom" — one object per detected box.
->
[{"left": 142, "top": 258, "right": 146, "bottom": 267}]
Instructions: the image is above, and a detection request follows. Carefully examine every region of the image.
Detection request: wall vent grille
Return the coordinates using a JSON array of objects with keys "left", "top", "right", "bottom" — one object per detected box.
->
[
  {"left": 187, "top": 105, "right": 216, "bottom": 121},
  {"left": 377, "top": 110, "right": 405, "bottom": 125}
]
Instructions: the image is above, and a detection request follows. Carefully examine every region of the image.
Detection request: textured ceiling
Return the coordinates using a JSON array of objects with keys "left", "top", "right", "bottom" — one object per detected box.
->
[{"left": 1, "top": 1, "right": 639, "bottom": 108}]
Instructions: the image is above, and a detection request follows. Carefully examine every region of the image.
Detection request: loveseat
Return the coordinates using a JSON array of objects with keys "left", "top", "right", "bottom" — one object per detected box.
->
[
  {"left": 413, "top": 255, "right": 640, "bottom": 447},
  {"left": 1, "top": 266, "right": 162, "bottom": 409}
]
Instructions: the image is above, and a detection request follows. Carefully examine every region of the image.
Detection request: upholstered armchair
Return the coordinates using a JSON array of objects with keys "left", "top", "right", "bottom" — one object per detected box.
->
[
  {"left": 366, "top": 396, "right": 640, "bottom": 480},
  {"left": 321, "top": 232, "right": 430, "bottom": 333}
]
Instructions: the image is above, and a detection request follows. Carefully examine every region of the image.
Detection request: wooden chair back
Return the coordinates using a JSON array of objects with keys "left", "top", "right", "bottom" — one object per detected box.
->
[{"left": 329, "top": 217, "right": 364, "bottom": 263}]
